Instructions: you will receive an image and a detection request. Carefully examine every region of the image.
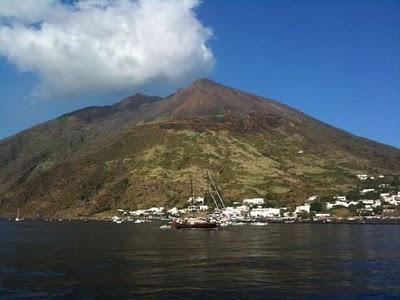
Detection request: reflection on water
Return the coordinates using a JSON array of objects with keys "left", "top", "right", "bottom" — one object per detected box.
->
[{"left": 1, "top": 221, "right": 399, "bottom": 298}]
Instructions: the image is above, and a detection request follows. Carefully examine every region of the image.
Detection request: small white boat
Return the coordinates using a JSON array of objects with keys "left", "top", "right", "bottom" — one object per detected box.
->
[
  {"left": 232, "top": 222, "right": 245, "bottom": 226},
  {"left": 251, "top": 222, "right": 268, "bottom": 226},
  {"left": 219, "top": 221, "right": 231, "bottom": 227},
  {"left": 134, "top": 219, "right": 145, "bottom": 224},
  {"left": 15, "top": 209, "right": 22, "bottom": 222},
  {"left": 112, "top": 216, "right": 123, "bottom": 224},
  {"left": 159, "top": 224, "right": 171, "bottom": 229},
  {"left": 284, "top": 220, "right": 295, "bottom": 224}
]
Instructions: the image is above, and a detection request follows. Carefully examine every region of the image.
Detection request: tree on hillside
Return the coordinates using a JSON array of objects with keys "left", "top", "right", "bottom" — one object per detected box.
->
[
  {"left": 346, "top": 190, "right": 362, "bottom": 201},
  {"left": 364, "top": 191, "right": 379, "bottom": 199},
  {"left": 310, "top": 201, "right": 324, "bottom": 212}
]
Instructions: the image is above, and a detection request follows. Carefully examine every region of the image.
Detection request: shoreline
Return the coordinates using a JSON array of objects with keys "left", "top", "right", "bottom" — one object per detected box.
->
[{"left": 2, "top": 217, "right": 400, "bottom": 225}]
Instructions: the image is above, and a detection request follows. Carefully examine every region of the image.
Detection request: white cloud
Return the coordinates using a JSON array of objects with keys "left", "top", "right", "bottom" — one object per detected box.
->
[{"left": 0, "top": 0, "right": 214, "bottom": 99}]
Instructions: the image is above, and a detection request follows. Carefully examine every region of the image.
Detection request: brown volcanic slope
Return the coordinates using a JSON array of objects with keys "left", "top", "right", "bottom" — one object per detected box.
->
[
  {"left": 0, "top": 79, "right": 399, "bottom": 218},
  {"left": 150, "top": 78, "right": 302, "bottom": 119}
]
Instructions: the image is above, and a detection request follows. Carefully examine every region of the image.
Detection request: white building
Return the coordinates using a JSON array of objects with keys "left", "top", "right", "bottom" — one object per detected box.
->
[
  {"left": 250, "top": 208, "right": 281, "bottom": 218},
  {"left": 129, "top": 209, "right": 147, "bottom": 216},
  {"left": 188, "top": 196, "right": 205, "bottom": 204},
  {"left": 373, "top": 200, "right": 382, "bottom": 207},
  {"left": 187, "top": 205, "right": 199, "bottom": 212},
  {"left": 315, "top": 213, "right": 331, "bottom": 218},
  {"left": 112, "top": 215, "right": 121, "bottom": 221},
  {"left": 357, "top": 207, "right": 374, "bottom": 214},
  {"left": 223, "top": 206, "right": 250, "bottom": 217},
  {"left": 243, "top": 198, "right": 264, "bottom": 205},
  {"left": 360, "top": 199, "right": 373, "bottom": 205},
  {"left": 147, "top": 207, "right": 165, "bottom": 215},
  {"left": 361, "top": 188, "right": 375, "bottom": 195},
  {"left": 223, "top": 207, "right": 237, "bottom": 216},
  {"left": 199, "top": 205, "right": 209, "bottom": 211},
  {"left": 357, "top": 174, "right": 368, "bottom": 180},
  {"left": 384, "top": 195, "right": 398, "bottom": 206},
  {"left": 326, "top": 201, "right": 350, "bottom": 210},
  {"left": 295, "top": 203, "right": 310, "bottom": 214},
  {"left": 167, "top": 207, "right": 179, "bottom": 216},
  {"left": 236, "top": 205, "right": 250, "bottom": 214},
  {"left": 283, "top": 211, "right": 292, "bottom": 218},
  {"left": 335, "top": 196, "right": 347, "bottom": 201},
  {"left": 360, "top": 199, "right": 381, "bottom": 208},
  {"left": 178, "top": 208, "right": 188, "bottom": 214}
]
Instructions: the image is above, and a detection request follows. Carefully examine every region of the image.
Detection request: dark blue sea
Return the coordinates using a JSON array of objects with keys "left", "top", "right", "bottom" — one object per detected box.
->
[{"left": 1, "top": 221, "right": 399, "bottom": 299}]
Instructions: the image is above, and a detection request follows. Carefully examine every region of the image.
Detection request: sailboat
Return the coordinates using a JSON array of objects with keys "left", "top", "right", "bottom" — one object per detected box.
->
[
  {"left": 15, "top": 208, "right": 22, "bottom": 222},
  {"left": 171, "top": 217, "right": 217, "bottom": 229},
  {"left": 170, "top": 175, "right": 219, "bottom": 229}
]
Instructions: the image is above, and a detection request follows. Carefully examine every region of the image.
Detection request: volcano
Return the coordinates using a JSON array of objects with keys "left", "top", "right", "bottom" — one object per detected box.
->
[{"left": 0, "top": 79, "right": 399, "bottom": 218}]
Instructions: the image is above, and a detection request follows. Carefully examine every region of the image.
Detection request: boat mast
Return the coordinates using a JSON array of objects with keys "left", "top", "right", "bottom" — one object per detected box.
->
[
  {"left": 207, "top": 172, "right": 225, "bottom": 209},
  {"left": 206, "top": 171, "right": 226, "bottom": 212},
  {"left": 190, "top": 177, "right": 194, "bottom": 206},
  {"left": 208, "top": 179, "right": 221, "bottom": 213},
  {"left": 206, "top": 174, "right": 217, "bottom": 211}
]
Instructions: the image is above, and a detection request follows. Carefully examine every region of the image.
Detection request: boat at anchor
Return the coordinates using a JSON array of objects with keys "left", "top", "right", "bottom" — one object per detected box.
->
[
  {"left": 167, "top": 173, "right": 223, "bottom": 230},
  {"left": 171, "top": 217, "right": 218, "bottom": 229}
]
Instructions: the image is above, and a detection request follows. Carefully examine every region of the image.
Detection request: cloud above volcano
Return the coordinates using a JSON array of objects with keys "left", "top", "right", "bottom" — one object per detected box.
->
[{"left": 0, "top": 0, "right": 214, "bottom": 99}]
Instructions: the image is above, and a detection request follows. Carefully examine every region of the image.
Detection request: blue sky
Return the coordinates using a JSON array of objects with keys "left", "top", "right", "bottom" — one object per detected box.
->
[{"left": 0, "top": 0, "right": 399, "bottom": 147}]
